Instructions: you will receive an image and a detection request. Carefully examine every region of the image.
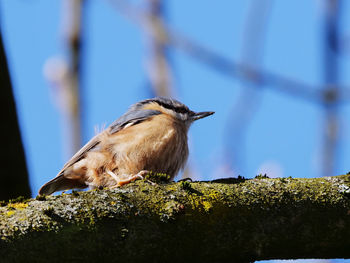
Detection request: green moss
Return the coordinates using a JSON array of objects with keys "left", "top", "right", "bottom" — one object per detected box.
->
[
  {"left": 144, "top": 171, "right": 171, "bottom": 183},
  {"left": 8, "top": 196, "right": 30, "bottom": 204},
  {"left": 35, "top": 195, "right": 46, "bottom": 201},
  {"left": 71, "top": 190, "right": 80, "bottom": 196},
  {"left": 7, "top": 203, "right": 28, "bottom": 210},
  {"left": 180, "top": 180, "right": 192, "bottom": 190},
  {"left": 6, "top": 211, "right": 15, "bottom": 217},
  {"left": 255, "top": 173, "right": 269, "bottom": 179},
  {"left": 43, "top": 207, "right": 55, "bottom": 217}
]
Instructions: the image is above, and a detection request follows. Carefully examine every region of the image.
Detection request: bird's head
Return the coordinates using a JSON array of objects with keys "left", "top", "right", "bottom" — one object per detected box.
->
[{"left": 134, "top": 97, "right": 214, "bottom": 127}]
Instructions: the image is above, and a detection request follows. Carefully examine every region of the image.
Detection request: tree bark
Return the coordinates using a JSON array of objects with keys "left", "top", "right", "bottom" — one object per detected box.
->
[
  {"left": 0, "top": 30, "right": 31, "bottom": 200},
  {"left": 1, "top": 175, "right": 350, "bottom": 263}
]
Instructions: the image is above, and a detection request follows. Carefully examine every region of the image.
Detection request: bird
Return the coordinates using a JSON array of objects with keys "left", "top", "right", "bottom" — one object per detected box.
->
[{"left": 39, "top": 97, "right": 214, "bottom": 195}]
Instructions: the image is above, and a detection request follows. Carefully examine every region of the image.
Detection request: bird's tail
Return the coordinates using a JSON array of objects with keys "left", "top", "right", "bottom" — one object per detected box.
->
[{"left": 38, "top": 174, "right": 87, "bottom": 195}]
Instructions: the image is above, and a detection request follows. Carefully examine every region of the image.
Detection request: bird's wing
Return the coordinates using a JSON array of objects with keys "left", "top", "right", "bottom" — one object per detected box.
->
[
  {"left": 109, "top": 109, "right": 161, "bottom": 134},
  {"left": 57, "top": 134, "right": 101, "bottom": 176},
  {"left": 56, "top": 109, "right": 161, "bottom": 176}
]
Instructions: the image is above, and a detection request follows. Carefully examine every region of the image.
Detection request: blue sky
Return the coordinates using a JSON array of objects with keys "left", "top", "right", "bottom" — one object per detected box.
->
[{"left": 2, "top": 0, "right": 350, "bottom": 201}]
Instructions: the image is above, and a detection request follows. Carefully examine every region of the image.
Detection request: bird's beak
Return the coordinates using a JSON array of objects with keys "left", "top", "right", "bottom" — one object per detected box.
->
[{"left": 191, "top": 111, "right": 215, "bottom": 121}]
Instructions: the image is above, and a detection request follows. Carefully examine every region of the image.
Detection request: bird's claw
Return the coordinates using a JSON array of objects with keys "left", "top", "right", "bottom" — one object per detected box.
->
[
  {"left": 136, "top": 170, "right": 149, "bottom": 178},
  {"left": 107, "top": 169, "right": 149, "bottom": 188}
]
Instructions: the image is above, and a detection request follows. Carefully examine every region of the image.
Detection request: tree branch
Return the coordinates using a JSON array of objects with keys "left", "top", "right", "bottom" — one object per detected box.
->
[{"left": 1, "top": 175, "right": 350, "bottom": 262}]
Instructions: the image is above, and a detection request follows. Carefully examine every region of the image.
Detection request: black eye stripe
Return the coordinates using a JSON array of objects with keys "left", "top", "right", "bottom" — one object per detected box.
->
[
  {"left": 139, "top": 98, "right": 191, "bottom": 114},
  {"left": 157, "top": 101, "right": 189, "bottom": 114}
]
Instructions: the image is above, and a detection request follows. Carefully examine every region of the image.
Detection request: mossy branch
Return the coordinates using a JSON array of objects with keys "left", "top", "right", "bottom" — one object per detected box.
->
[{"left": 1, "top": 175, "right": 350, "bottom": 263}]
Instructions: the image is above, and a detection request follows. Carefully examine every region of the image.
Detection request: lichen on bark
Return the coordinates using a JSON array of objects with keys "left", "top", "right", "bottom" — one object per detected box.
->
[{"left": 1, "top": 175, "right": 350, "bottom": 263}]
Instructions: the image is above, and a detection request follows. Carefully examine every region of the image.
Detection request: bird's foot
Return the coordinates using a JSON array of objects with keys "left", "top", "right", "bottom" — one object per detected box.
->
[
  {"left": 137, "top": 170, "right": 150, "bottom": 178},
  {"left": 107, "top": 169, "right": 149, "bottom": 188}
]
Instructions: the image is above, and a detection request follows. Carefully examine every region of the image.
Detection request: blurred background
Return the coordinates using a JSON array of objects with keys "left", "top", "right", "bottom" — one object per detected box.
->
[{"left": 1, "top": 0, "right": 350, "bottom": 261}]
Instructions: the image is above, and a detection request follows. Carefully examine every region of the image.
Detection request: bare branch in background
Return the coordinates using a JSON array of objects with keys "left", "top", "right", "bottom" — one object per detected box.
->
[
  {"left": 45, "top": 0, "right": 85, "bottom": 158},
  {"left": 143, "top": 0, "right": 195, "bottom": 179},
  {"left": 144, "top": 0, "right": 173, "bottom": 97},
  {"left": 321, "top": 0, "right": 341, "bottom": 177},
  {"left": 63, "top": 0, "right": 84, "bottom": 155},
  {"left": 224, "top": 0, "right": 273, "bottom": 175},
  {"left": 109, "top": 0, "right": 350, "bottom": 105},
  {"left": 0, "top": 30, "right": 31, "bottom": 200}
]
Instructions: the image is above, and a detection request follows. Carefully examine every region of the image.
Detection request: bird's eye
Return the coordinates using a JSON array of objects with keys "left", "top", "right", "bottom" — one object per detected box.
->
[{"left": 175, "top": 107, "right": 187, "bottom": 114}]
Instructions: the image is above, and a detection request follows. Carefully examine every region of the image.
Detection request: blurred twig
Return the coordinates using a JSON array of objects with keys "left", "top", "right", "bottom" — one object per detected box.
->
[
  {"left": 109, "top": 0, "right": 350, "bottom": 105},
  {"left": 144, "top": 0, "right": 173, "bottom": 97},
  {"left": 144, "top": 0, "right": 193, "bottom": 179},
  {"left": 225, "top": 0, "right": 273, "bottom": 174},
  {"left": 322, "top": 0, "right": 341, "bottom": 177},
  {"left": 64, "top": 0, "right": 84, "bottom": 155},
  {"left": 45, "top": 0, "right": 85, "bottom": 158}
]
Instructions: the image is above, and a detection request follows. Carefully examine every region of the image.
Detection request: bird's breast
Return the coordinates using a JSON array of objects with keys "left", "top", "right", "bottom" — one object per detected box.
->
[{"left": 107, "top": 116, "right": 189, "bottom": 178}]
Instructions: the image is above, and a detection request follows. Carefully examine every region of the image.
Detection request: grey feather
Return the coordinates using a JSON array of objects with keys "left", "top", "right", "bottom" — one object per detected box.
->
[
  {"left": 109, "top": 109, "right": 161, "bottom": 134},
  {"left": 57, "top": 135, "right": 101, "bottom": 176}
]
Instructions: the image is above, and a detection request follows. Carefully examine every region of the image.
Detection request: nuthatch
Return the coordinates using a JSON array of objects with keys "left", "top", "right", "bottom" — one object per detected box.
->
[{"left": 39, "top": 97, "right": 214, "bottom": 195}]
